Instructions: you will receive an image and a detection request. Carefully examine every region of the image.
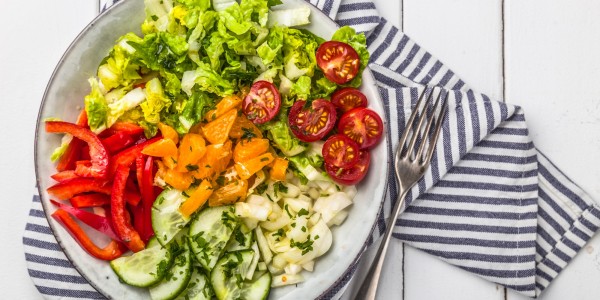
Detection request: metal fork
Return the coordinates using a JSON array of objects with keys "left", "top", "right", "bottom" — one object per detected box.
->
[{"left": 354, "top": 87, "right": 449, "bottom": 300}]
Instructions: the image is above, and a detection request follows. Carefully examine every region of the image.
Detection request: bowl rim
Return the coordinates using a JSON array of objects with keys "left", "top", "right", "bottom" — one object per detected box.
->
[{"left": 34, "top": 1, "right": 391, "bottom": 299}]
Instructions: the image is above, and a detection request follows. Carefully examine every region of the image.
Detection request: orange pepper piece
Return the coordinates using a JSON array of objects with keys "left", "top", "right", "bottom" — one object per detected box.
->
[
  {"left": 229, "top": 115, "right": 263, "bottom": 140},
  {"left": 142, "top": 139, "right": 178, "bottom": 158},
  {"left": 234, "top": 153, "right": 274, "bottom": 180},
  {"left": 158, "top": 123, "right": 179, "bottom": 145},
  {"left": 192, "top": 141, "right": 232, "bottom": 179},
  {"left": 202, "top": 109, "right": 237, "bottom": 145},
  {"left": 204, "top": 95, "right": 243, "bottom": 122},
  {"left": 270, "top": 157, "right": 289, "bottom": 181},
  {"left": 176, "top": 134, "right": 206, "bottom": 172},
  {"left": 179, "top": 180, "right": 213, "bottom": 218},
  {"left": 233, "top": 138, "right": 270, "bottom": 163},
  {"left": 208, "top": 179, "right": 248, "bottom": 207},
  {"left": 163, "top": 168, "right": 193, "bottom": 190}
]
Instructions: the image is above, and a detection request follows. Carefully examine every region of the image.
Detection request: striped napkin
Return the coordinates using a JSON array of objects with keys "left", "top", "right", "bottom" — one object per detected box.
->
[{"left": 24, "top": 0, "right": 600, "bottom": 299}]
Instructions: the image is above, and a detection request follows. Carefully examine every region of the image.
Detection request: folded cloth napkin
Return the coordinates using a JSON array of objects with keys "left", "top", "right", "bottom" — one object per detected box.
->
[{"left": 23, "top": 0, "right": 600, "bottom": 299}]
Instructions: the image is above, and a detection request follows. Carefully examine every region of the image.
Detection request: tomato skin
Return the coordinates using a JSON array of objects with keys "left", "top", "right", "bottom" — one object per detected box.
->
[
  {"left": 331, "top": 87, "right": 368, "bottom": 113},
  {"left": 338, "top": 108, "right": 384, "bottom": 149},
  {"left": 242, "top": 80, "right": 281, "bottom": 124},
  {"left": 325, "top": 151, "right": 371, "bottom": 185},
  {"left": 316, "top": 41, "right": 361, "bottom": 84},
  {"left": 288, "top": 99, "right": 337, "bottom": 142},
  {"left": 322, "top": 134, "right": 360, "bottom": 168}
]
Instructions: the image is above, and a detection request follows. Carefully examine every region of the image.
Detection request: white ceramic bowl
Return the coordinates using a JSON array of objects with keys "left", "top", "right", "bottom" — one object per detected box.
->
[{"left": 34, "top": 0, "right": 389, "bottom": 299}]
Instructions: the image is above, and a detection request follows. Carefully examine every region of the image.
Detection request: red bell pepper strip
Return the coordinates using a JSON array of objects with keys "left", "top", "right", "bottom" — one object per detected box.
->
[
  {"left": 56, "top": 111, "right": 88, "bottom": 171},
  {"left": 51, "top": 200, "right": 121, "bottom": 241},
  {"left": 135, "top": 154, "right": 145, "bottom": 185},
  {"left": 56, "top": 139, "right": 85, "bottom": 171},
  {"left": 69, "top": 193, "right": 111, "bottom": 208},
  {"left": 125, "top": 178, "right": 142, "bottom": 206},
  {"left": 139, "top": 156, "right": 156, "bottom": 241},
  {"left": 101, "top": 132, "right": 135, "bottom": 154},
  {"left": 47, "top": 178, "right": 111, "bottom": 200},
  {"left": 46, "top": 121, "right": 109, "bottom": 179},
  {"left": 48, "top": 178, "right": 140, "bottom": 207},
  {"left": 130, "top": 203, "right": 147, "bottom": 243},
  {"left": 111, "top": 164, "right": 145, "bottom": 252},
  {"left": 109, "top": 136, "right": 161, "bottom": 177},
  {"left": 51, "top": 209, "right": 126, "bottom": 260},
  {"left": 51, "top": 170, "right": 80, "bottom": 183}
]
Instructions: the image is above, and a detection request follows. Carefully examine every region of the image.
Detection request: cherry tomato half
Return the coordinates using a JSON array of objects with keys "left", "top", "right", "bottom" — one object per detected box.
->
[
  {"left": 331, "top": 87, "right": 368, "bottom": 113},
  {"left": 316, "top": 41, "right": 361, "bottom": 84},
  {"left": 322, "top": 134, "right": 360, "bottom": 168},
  {"left": 338, "top": 108, "right": 384, "bottom": 149},
  {"left": 325, "top": 150, "right": 371, "bottom": 185},
  {"left": 242, "top": 81, "right": 281, "bottom": 124},
  {"left": 288, "top": 99, "right": 337, "bottom": 142}
]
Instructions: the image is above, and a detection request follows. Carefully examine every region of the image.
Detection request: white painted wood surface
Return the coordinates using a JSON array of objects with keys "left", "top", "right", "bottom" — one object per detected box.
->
[{"left": 1, "top": 0, "right": 599, "bottom": 299}]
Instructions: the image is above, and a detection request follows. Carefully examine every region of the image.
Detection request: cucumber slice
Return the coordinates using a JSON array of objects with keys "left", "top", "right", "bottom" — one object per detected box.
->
[
  {"left": 225, "top": 223, "right": 254, "bottom": 252},
  {"left": 110, "top": 244, "right": 171, "bottom": 287},
  {"left": 210, "top": 250, "right": 255, "bottom": 300},
  {"left": 149, "top": 248, "right": 192, "bottom": 300},
  {"left": 188, "top": 206, "right": 239, "bottom": 270},
  {"left": 153, "top": 189, "right": 191, "bottom": 246},
  {"left": 175, "top": 267, "right": 214, "bottom": 300},
  {"left": 242, "top": 272, "right": 272, "bottom": 300}
]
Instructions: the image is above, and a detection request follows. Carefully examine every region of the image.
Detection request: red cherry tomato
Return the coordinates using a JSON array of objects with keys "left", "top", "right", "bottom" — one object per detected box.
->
[
  {"left": 288, "top": 99, "right": 337, "bottom": 142},
  {"left": 325, "top": 151, "right": 371, "bottom": 185},
  {"left": 316, "top": 41, "right": 361, "bottom": 84},
  {"left": 338, "top": 108, "right": 384, "bottom": 149},
  {"left": 242, "top": 81, "right": 281, "bottom": 124},
  {"left": 322, "top": 134, "right": 360, "bottom": 168},
  {"left": 331, "top": 87, "right": 368, "bottom": 113}
]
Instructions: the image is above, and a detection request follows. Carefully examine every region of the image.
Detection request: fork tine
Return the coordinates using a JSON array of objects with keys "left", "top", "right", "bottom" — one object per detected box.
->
[
  {"left": 397, "top": 88, "right": 428, "bottom": 160},
  {"left": 405, "top": 88, "right": 437, "bottom": 160},
  {"left": 422, "top": 91, "right": 449, "bottom": 166},
  {"left": 414, "top": 89, "right": 443, "bottom": 162}
]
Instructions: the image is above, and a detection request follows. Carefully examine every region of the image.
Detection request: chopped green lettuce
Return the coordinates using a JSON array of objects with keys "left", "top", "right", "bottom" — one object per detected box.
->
[
  {"left": 141, "top": 78, "right": 171, "bottom": 124},
  {"left": 288, "top": 155, "right": 330, "bottom": 182},
  {"left": 84, "top": 78, "right": 109, "bottom": 132},
  {"left": 265, "top": 119, "right": 307, "bottom": 157}
]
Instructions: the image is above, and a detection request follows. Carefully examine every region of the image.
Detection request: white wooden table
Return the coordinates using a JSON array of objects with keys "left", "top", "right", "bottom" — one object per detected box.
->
[{"left": 1, "top": 0, "right": 599, "bottom": 299}]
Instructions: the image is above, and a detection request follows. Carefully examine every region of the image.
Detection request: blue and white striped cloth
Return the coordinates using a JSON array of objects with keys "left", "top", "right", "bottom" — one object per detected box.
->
[{"left": 24, "top": 0, "right": 600, "bottom": 299}]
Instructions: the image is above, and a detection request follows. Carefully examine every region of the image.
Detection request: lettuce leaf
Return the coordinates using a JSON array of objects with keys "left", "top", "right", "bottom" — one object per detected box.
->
[
  {"left": 181, "top": 62, "right": 235, "bottom": 96},
  {"left": 84, "top": 78, "right": 109, "bottom": 132},
  {"left": 141, "top": 78, "right": 171, "bottom": 124},
  {"left": 264, "top": 118, "right": 307, "bottom": 157}
]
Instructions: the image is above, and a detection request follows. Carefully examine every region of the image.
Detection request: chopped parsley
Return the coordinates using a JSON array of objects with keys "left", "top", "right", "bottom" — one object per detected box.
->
[
  {"left": 297, "top": 208, "right": 309, "bottom": 217},
  {"left": 255, "top": 182, "right": 268, "bottom": 194},
  {"left": 274, "top": 182, "right": 288, "bottom": 196},
  {"left": 215, "top": 175, "right": 226, "bottom": 186},
  {"left": 186, "top": 164, "right": 199, "bottom": 171},
  {"left": 291, "top": 236, "right": 314, "bottom": 255},
  {"left": 241, "top": 127, "right": 257, "bottom": 141}
]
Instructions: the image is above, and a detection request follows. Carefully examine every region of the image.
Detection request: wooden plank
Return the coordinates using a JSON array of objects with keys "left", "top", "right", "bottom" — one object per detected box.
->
[
  {"left": 0, "top": 1, "right": 97, "bottom": 300},
  {"left": 403, "top": 0, "right": 504, "bottom": 100},
  {"left": 504, "top": 0, "right": 600, "bottom": 298}
]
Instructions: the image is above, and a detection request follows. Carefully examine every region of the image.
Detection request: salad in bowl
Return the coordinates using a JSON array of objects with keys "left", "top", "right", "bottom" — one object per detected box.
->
[{"left": 37, "top": 0, "right": 388, "bottom": 299}]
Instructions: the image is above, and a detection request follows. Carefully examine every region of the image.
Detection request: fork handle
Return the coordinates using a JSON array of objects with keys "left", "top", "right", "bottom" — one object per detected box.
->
[{"left": 354, "top": 191, "right": 408, "bottom": 300}]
